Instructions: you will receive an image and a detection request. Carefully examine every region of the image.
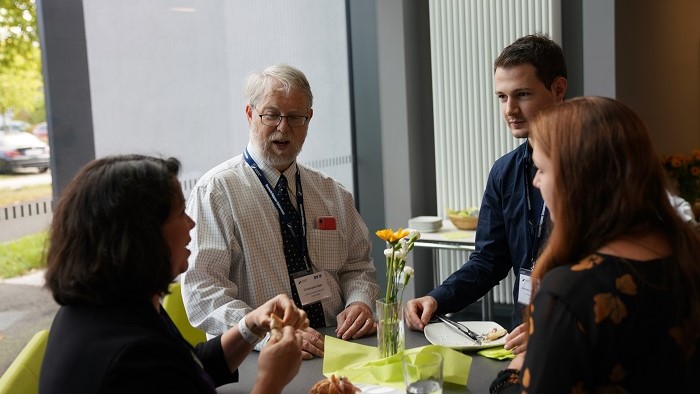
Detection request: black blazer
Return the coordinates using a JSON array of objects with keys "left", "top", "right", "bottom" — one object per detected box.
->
[{"left": 39, "top": 300, "right": 237, "bottom": 393}]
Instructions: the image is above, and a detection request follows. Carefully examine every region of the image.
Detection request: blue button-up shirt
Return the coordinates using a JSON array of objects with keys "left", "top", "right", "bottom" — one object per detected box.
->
[{"left": 429, "top": 141, "right": 545, "bottom": 328}]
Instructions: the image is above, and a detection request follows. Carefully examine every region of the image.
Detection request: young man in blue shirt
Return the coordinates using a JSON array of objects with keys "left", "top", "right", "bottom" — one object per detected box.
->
[{"left": 405, "top": 33, "right": 568, "bottom": 354}]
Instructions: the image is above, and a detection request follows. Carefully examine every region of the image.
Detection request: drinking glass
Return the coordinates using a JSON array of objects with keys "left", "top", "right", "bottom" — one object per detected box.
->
[{"left": 401, "top": 352, "right": 443, "bottom": 394}]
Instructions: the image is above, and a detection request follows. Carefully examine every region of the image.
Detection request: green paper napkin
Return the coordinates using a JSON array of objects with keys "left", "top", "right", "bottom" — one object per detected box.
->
[
  {"left": 477, "top": 346, "right": 516, "bottom": 360},
  {"left": 323, "top": 335, "right": 472, "bottom": 390}
]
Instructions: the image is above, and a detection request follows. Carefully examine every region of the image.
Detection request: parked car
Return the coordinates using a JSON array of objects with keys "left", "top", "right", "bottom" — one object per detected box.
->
[
  {"left": 0, "top": 130, "right": 50, "bottom": 174},
  {"left": 0, "top": 119, "right": 31, "bottom": 133},
  {"left": 31, "top": 122, "right": 48, "bottom": 142}
]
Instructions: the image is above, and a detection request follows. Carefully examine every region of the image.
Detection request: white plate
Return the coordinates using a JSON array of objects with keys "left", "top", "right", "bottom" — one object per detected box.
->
[
  {"left": 424, "top": 320, "right": 507, "bottom": 350},
  {"left": 354, "top": 383, "right": 402, "bottom": 393},
  {"left": 408, "top": 216, "right": 443, "bottom": 233},
  {"left": 409, "top": 215, "right": 443, "bottom": 224}
]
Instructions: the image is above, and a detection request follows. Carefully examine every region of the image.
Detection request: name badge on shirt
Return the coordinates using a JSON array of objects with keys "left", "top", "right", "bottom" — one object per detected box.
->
[
  {"left": 517, "top": 268, "right": 533, "bottom": 305},
  {"left": 293, "top": 269, "right": 332, "bottom": 306}
]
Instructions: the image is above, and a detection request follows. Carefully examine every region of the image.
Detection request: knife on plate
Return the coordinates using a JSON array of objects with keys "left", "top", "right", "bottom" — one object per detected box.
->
[{"left": 436, "top": 315, "right": 482, "bottom": 345}]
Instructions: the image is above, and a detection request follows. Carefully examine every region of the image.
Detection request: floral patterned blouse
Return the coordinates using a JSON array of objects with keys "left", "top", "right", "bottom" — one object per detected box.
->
[{"left": 492, "top": 253, "right": 699, "bottom": 393}]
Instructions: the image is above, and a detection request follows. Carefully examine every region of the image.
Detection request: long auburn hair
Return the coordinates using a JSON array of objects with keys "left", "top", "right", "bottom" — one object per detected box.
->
[{"left": 531, "top": 96, "right": 700, "bottom": 331}]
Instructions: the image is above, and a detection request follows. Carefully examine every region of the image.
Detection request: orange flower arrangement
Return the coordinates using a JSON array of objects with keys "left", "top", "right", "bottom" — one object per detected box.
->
[
  {"left": 662, "top": 149, "right": 700, "bottom": 203},
  {"left": 375, "top": 228, "right": 420, "bottom": 303},
  {"left": 374, "top": 228, "right": 420, "bottom": 358}
]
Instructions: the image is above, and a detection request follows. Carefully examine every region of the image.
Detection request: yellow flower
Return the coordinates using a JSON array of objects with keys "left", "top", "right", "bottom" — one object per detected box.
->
[
  {"left": 375, "top": 227, "right": 420, "bottom": 358},
  {"left": 662, "top": 148, "right": 700, "bottom": 202},
  {"left": 375, "top": 228, "right": 410, "bottom": 243},
  {"left": 375, "top": 228, "right": 420, "bottom": 304},
  {"left": 693, "top": 149, "right": 700, "bottom": 161}
]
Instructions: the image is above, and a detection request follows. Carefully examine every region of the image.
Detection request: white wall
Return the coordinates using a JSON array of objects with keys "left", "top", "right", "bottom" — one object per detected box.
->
[{"left": 82, "top": 0, "right": 354, "bottom": 192}]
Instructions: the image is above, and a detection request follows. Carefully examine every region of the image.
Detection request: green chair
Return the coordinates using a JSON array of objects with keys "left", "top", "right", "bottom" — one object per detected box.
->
[
  {"left": 163, "top": 281, "right": 207, "bottom": 346},
  {"left": 0, "top": 329, "right": 49, "bottom": 394}
]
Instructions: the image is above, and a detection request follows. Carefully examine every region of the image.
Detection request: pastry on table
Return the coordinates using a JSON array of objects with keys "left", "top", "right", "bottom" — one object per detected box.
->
[
  {"left": 483, "top": 327, "right": 508, "bottom": 342},
  {"left": 269, "top": 313, "right": 284, "bottom": 340},
  {"left": 309, "top": 374, "right": 360, "bottom": 394}
]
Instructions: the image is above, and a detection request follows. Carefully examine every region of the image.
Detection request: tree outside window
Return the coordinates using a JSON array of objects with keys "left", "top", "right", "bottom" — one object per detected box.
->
[{"left": 0, "top": 0, "right": 44, "bottom": 129}]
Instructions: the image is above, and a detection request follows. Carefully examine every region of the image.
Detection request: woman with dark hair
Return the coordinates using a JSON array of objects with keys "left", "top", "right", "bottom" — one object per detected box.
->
[
  {"left": 40, "top": 154, "right": 306, "bottom": 393},
  {"left": 491, "top": 97, "right": 700, "bottom": 393}
]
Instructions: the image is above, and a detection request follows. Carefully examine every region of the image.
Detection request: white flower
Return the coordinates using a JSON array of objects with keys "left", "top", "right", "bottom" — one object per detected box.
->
[
  {"left": 399, "top": 266, "right": 414, "bottom": 286},
  {"left": 375, "top": 228, "right": 422, "bottom": 304},
  {"left": 400, "top": 238, "right": 409, "bottom": 254}
]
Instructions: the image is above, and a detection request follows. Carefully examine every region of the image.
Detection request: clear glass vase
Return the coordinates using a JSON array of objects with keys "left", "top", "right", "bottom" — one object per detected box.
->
[{"left": 376, "top": 298, "right": 405, "bottom": 358}]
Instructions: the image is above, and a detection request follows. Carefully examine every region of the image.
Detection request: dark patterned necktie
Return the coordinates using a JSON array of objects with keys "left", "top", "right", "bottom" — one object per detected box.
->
[{"left": 276, "top": 175, "right": 326, "bottom": 328}]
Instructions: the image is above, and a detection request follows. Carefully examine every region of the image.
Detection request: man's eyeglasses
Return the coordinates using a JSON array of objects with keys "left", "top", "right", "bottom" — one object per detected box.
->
[{"left": 255, "top": 108, "right": 309, "bottom": 127}]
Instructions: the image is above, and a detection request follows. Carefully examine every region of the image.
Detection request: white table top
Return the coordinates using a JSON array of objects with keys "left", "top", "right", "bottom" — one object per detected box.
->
[{"left": 412, "top": 219, "right": 476, "bottom": 245}]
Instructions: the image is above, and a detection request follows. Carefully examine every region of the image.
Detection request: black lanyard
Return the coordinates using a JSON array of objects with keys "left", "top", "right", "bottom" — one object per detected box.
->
[
  {"left": 524, "top": 146, "right": 548, "bottom": 268},
  {"left": 243, "top": 149, "right": 309, "bottom": 266}
]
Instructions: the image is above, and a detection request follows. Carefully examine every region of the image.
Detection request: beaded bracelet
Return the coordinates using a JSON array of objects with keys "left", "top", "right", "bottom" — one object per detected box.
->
[
  {"left": 238, "top": 316, "right": 263, "bottom": 345},
  {"left": 489, "top": 368, "right": 520, "bottom": 393}
]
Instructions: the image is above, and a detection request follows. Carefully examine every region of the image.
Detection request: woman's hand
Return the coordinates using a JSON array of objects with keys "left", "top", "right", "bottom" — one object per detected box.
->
[
  {"left": 507, "top": 351, "right": 526, "bottom": 370},
  {"left": 252, "top": 325, "right": 302, "bottom": 394},
  {"left": 503, "top": 322, "right": 528, "bottom": 355},
  {"left": 247, "top": 294, "right": 309, "bottom": 336},
  {"left": 221, "top": 294, "right": 308, "bottom": 372}
]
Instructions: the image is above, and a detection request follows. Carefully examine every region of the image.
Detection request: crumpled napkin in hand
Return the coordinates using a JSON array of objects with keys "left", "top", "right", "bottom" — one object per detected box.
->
[{"left": 322, "top": 335, "right": 472, "bottom": 390}]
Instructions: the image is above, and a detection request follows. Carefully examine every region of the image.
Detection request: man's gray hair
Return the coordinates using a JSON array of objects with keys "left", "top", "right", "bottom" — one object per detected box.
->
[{"left": 244, "top": 64, "right": 313, "bottom": 109}]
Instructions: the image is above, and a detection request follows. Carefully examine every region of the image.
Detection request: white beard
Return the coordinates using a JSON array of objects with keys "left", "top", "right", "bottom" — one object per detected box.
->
[{"left": 251, "top": 130, "right": 303, "bottom": 169}]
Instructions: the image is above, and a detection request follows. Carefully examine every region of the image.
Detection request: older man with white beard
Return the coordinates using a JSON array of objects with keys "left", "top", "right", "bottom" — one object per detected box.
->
[{"left": 182, "top": 64, "right": 379, "bottom": 360}]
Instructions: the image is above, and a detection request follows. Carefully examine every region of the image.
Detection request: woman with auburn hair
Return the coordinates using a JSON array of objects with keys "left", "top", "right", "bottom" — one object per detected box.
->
[
  {"left": 40, "top": 154, "right": 307, "bottom": 394},
  {"left": 491, "top": 97, "right": 700, "bottom": 393}
]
